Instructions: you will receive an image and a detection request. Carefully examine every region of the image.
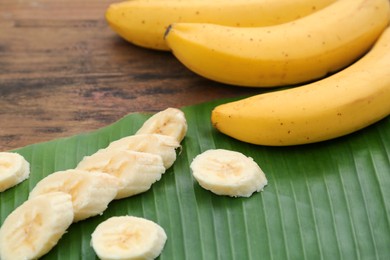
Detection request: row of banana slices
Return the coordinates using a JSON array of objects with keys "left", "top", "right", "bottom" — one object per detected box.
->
[
  {"left": 0, "top": 108, "right": 268, "bottom": 259},
  {"left": 0, "top": 108, "right": 186, "bottom": 260}
]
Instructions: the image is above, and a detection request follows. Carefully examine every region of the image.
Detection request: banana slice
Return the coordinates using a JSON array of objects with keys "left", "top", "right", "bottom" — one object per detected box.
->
[
  {"left": 106, "top": 133, "right": 180, "bottom": 169},
  {"left": 29, "top": 169, "right": 120, "bottom": 222},
  {"left": 0, "top": 152, "right": 30, "bottom": 192},
  {"left": 0, "top": 192, "right": 74, "bottom": 260},
  {"left": 190, "top": 149, "right": 267, "bottom": 197},
  {"left": 77, "top": 150, "right": 165, "bottom": 199},
  {"left": 91, "top": 216, "right": 167, "bottom": 260},
  {"left": 136, "top": 108, "right": 187, "bottom": 143}
]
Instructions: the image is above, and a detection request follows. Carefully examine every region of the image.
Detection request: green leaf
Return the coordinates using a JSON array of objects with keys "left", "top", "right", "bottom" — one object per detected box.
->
[{"left": 1, "top": 98, "right": 389, "bottom": 259}]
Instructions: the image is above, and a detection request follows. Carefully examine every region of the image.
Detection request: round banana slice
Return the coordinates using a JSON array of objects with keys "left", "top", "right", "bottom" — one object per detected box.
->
[
  {"left": 0, "top": 152, "right": 30, "bottom": 192},
  {"left": 29, "top": 169, "right": 120, "bottom": 222},
  {"left": 106, "top": 133, "right": 180, "bottom": 169},
  {"left": 190, "top": 149, "right": 267, "bottom": 197},
  {"left": 0, "top": 192, "right": 74, "bottom": 260},
  {"left": 77, "top": 150, "right": 166, "bottom": 199},
  {"left": 136, "top": 108, "right": 188, "bottom": 143},
  {"left": 91, "top": 216, "right": 167, "bottom": 260}
]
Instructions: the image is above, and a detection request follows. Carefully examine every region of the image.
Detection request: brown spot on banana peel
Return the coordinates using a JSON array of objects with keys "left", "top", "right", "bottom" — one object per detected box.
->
[{"left": 164, "top": 24, "right": 173, "bottom": 39}]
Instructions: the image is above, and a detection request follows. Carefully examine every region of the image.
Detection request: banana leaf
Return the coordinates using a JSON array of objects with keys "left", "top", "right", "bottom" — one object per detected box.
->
[{"left": 1, "top": 98, "right": 389, "bottom": 259}]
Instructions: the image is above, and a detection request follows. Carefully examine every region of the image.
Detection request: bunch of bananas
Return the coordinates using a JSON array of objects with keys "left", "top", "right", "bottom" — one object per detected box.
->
[{"left": 106, "top": 0, "right": 390, "bottom": 146}]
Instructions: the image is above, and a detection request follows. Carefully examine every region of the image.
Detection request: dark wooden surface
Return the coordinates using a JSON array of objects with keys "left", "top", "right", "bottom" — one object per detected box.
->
[{"left": 0, "top": 0, "right": 260, "bottom": 151}]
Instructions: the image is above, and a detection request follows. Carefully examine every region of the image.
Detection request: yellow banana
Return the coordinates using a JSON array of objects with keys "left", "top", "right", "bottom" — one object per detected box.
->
[
  {"left": 105, "top": 0, "right": 337, "bottom": 51},
  {"left": 165, "top": 0, "right": 390, "bottom": 87},
  {"left": 210, "top": 26, "right": 390, "bottom": 146}
]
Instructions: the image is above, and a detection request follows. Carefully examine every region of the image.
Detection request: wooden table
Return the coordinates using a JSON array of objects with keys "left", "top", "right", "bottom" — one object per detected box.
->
[{"left": 0, "top": 0, "right": 260, "bottom": 151}]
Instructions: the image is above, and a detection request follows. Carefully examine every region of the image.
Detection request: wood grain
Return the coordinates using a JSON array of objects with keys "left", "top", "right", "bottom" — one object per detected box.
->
[{"left": 0, "top": 0, "right": 260, "bottom": 151}]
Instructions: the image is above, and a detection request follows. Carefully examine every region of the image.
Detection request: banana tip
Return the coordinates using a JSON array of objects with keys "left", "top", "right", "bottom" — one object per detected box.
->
[{"left": 210, "top": 109, "right": 220, "bottom": 129}]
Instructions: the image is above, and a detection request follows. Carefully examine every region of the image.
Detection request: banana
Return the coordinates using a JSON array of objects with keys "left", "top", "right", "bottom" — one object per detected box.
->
[
  {"left": 190, "top": 149, "right": 267, "bottom": 197},
  {"left": 29, "top": 169, "right": 120, "bottom": 222},
  {"left": 211, "top": 26, "right": 390, "bottom": 146},
  {"left": 77, "top": 150, "right": 165, "bottom": 199},
  {"left": 136, "top": 108, "right": 187, "bottom": 143},
  {"left": 106, "top": 133, "right": 180, "bottom": 169},
  {"left": 0, "top": 152, "right": 30, "bottom": 192},
  {"left": 0, "top": 192, "right": 74, "bottom": 260},
  {"left": 76, "top": 108, "right": 186, "bottom": 200},
  {"left": 165, "top": 0, "right": 390, "bottom": 87},
  {"left": 105, "top": 0, "right": 337, "bottom": 51},
  {"left": 91, "top": 216, "right": 167, "bottom": 260}
]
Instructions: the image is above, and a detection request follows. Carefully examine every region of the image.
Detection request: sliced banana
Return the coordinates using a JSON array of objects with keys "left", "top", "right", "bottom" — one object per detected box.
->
[
  {"left": 29, "top": 169, "right": 120, "bottom": 222},
  {"left": 0, "top": 192, "right": 74, "bottom": 260},
  {"left": 0, "top": 152, "right": 30, "bottom": 192},
  {"left": 106, "top": 133, "right": 180, "bottom": 169},
  {"left": 91, "top": 216, "right": 167, "bottom": 260},
  {"left": 190, "top": 149, "right": 267, "bottom": 197},
  {"left": 77, "top": 150, "right": 165, "bottom": 200},
  {"left": 136, "top": 108, "right": 188, "bottom": 143}
]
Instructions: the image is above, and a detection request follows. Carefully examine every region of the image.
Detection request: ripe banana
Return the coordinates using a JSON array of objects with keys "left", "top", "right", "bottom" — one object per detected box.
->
[
  {"left": 91, "top": 216, "right": 167, "bottom": 260},
  {"left": 29, "top": 169, "right": 120, "bottom": 222},
  {"left": 136, "top": 107, "right": 187, "bottom": 143},
  {"left": 165, "top": 0, "right": 390, "bottom": 87},
  {"left": 0, "top": 192, "right": 74, "bottom": 260},
  {"left": 190, "top": 149, "right": 267, "bottom": 197},
  {"left": 0, "top": 152, "right": 30, "bottom": 192},
  {"left": 77, "top": 150, "right": 166, "bottom": 199},
  {"left": 105, "top": 0, "right": 337, "bottom": 51},
  {"left": 106, "top": 133, "right": 180, "bottom": 169},
  {"left": 211, "top": 26, "right": 390, "bottom": 146}
]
